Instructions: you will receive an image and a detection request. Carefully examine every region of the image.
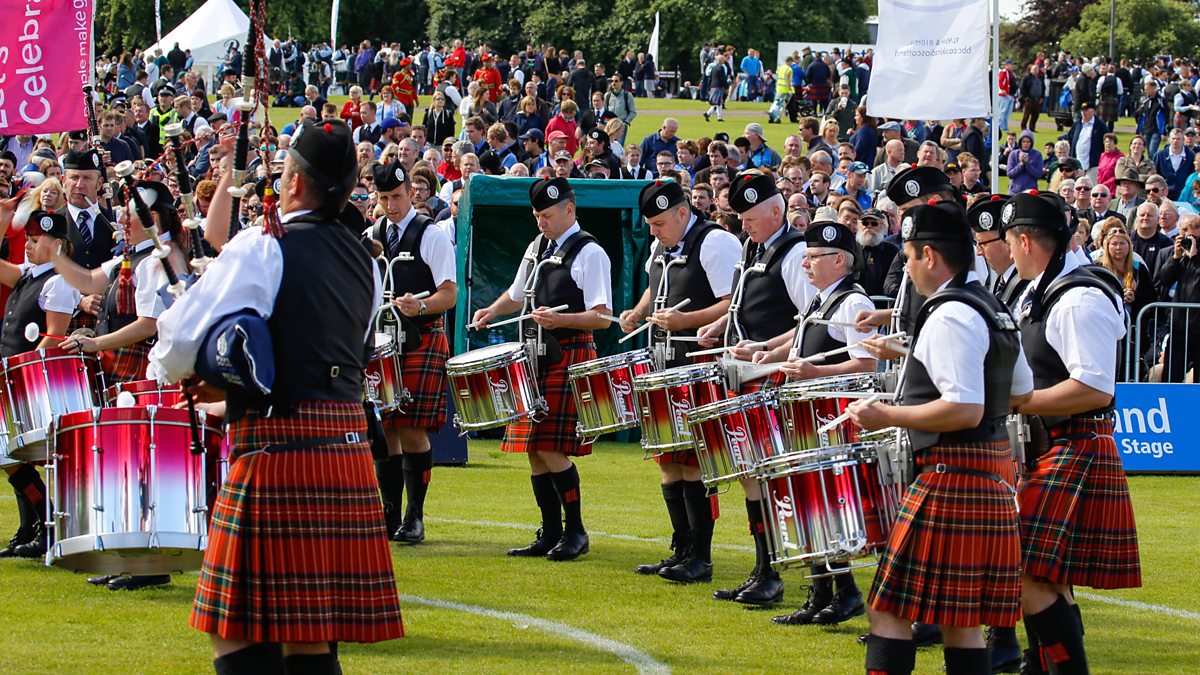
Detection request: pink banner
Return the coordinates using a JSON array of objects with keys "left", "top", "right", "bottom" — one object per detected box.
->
[{"left": 0, "top": 0, "right": 93, "bottom": 135}]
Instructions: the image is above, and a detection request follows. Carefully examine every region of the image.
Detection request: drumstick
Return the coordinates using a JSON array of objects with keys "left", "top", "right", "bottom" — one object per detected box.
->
[
  {"left": 815, "top": 393, "right": 882, "bottom": 436},
  {"left": 24, "top": 323, "right": 66, "bottom": 342},
  {"left": 617, "top": 298, "right": 691, "bottom": 344},
  {"left": 598, "top": 313, "right": 637, "bottom": 323},
  {"left": 798, "top": 332, "right": 907, "bottom": 363},
  {"left": 412, "top": 291, "right": 432, "bottom": 300},
  {"left": 807, "top": 318, "right": 862, "bottom": 328},
  {"left": 470, "top": 304, "right": 571, "bottom": 330},
  {"left": 686, "top": 341, "right": 768, "bottom": 358}
]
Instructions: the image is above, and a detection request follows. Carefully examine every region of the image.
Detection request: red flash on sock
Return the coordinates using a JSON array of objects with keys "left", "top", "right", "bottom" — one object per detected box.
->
[
  {"left": 1043, "top": 643, "right": 1070, "bottom": 664},
  {"left": 710, "top": 495, "right": 720, "bottom": 520},
  {"left": 421, "top": 470, "right": 431, "bottom": 485},
  {"left": 562, "top": 488, "right": 580, "bottom": 504}
]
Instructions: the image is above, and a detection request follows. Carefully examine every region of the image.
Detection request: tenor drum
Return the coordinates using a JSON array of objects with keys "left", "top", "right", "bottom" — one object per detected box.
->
[
  {"left": 104, "top": 379, "right": 183, "bottom": 407},
  {"left": 686, "top": 389, "right": 787, "bottom": 487},
  {"left": 777, "top": 373, "right": 881, "bottom": 453},
  {"left": 757, "top": 440, "right": 902, "bottom": 570},
  {"left": 2, "top": 348, "right": 102, "bottom": 462},
  {"left": 632, "top": 363, "right": 726, "bottom": 456},
  {"left": 568, "top": 349, "right": 655, "bottom": 439},
  {"left": 446, "top": 343, "right": 543, "bottom": 431},
  {"left": 364, "top": 332, "right": 410, "bottom": 413},
  {"left": 50, "top": 406, "right": 225, "bottom": 574}
]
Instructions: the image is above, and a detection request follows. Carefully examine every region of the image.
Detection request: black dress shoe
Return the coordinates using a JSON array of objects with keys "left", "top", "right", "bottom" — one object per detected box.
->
[
  {"left": 507, "top": 528, "right": 560, "bottom": 557},
  {"left": 546, "top": 531, "right": 589, "bottom": 561},
  {"left": 11, "top": 529, "right": 46, "bottom": 559},
  {"left": 1019, "top": 648, "right": 1047, "bottom": 675},
  {"left": 87, "top": 574, "right": 118, "bottom": 586},
  {"left": 713, "top": 570, "right": 759, "bottom": 601},
  {"left": 107, "top": 574, "right": 171, "bottom": 591},
  {"left": 0, "top": 527, "right": 35, "bottom": 558},
  {"left": 658, "top": 557, "right": 712, "bottom": 583},
  {"left": 393, "top": 518, "right": 425, "bottom": 543},
  {"left": 912, "top": 621, "right": 944, "bottom": 647},
  {"left": 987, "top": 626, "right": 1022, "bottom": 674},
  {"left": 634, "top": 548, "right": 687, "bottom": 575},
  {"left": 735, "top": 571, "right": 784, "bottom": 605},
  {"left": 772, "top": 586, "right": 833, "bottom": 625},
  {"left": 813, "top": 587, "right": 865, "bottom": 624}
]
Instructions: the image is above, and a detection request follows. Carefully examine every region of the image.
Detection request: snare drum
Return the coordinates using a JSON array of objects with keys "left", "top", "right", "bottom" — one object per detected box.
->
[
  {"left": 777, "top": 373, "right": 881, "bottom": 452},
  {"left": 757, "top": 441, "right": 902, "bottom": 570},
  {"left": 447, "top": 343, "right": 543, "bottom": 431},
  {"left": 364, "top": 332, "right": 410, "bottom": 413},
  {"left": 632, "top": 363, "right": 726, "bottom": 456},
  {"left": 49, "top": 406, "right": 225, "bottom": 574},
  {"left": 2, "top": 348, "right": 102, "bottom": 462},
  {"left": 104, "top": 379, "right": 183, "bottom": 407},
  {"left": 686, "top": 390, "right": 787, "bottom": 486},
  {"left": 568, "top": 349, "right": 655, "bottom": 439}
]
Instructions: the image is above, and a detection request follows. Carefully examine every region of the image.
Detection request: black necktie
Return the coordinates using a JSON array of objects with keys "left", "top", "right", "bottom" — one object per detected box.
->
[
  {"left": 387, "top": 223, "right": 401, "bottom": 258},
  {"left": 994, "top": 272, "right": 1008, "bottom": 299},
  {"left": 805, "top": 294, "right": 823, "bottom": 318},
  {"left": 77, "top": 211, "right": 93, "bottom": 249},
  {"left": 753, "top": 244, "right": 766, "bottom": 264},
  {"left": 664, "top": 244, "right": 680, "bottom": 261},
  {"left": 539, "top": 240, "right": 558, "bottom": 261}
]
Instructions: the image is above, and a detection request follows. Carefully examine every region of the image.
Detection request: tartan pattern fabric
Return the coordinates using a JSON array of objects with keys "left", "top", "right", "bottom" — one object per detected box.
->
[
  {"left": 1018, "top": 418, "right": 1142, "bottom": 590},
  {"left": 868, "top": 440, "right": 1022, "bottom": 628},
  {"left": 100, "top": 342, "right": 150, "bottom": 385},
  {"left": 1098, "top": 97, "right": 1120, "bottom": 124},
  {"left": 740, "top": 369, "right": 786, "bottom": 394},
  {"left": 67, "top": 312, "right": 96, "bottom": 335},
  {"left": 190, "top": 400, "right": 405, "bottom": 644},
  {"left": 382, "top": 319, "right": 449, "bottom": 432},
  {"left": 501, "top": 333, "right": 596, "bottom": 457}
]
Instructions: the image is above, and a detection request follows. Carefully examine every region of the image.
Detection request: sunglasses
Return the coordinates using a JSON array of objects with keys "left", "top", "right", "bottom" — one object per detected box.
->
[
  {"left": 1074, "top": 186, "right": 1090, "bottom": 191},
  {"left": 348, "top": 194, "right": 370, "bottom": 202},
  {"left": 1149, "top": 187, "right": 1162, "bottom": 193},
  {"left": 259, "top": 145, "right": 277, "bottom": 152},
  {"left": 1091, "top": 191, "right": 1109, "bottom": 197}
]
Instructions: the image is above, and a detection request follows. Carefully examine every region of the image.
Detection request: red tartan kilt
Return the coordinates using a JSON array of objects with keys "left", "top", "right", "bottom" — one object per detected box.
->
[
  {"left": 68, "top": 312, "right": 96, "bottom": 336},
  {"left": 868, "top": 440, "right": 1022, "bottom": 628},
  {"left": 190, "top": 401, "right": 405, "bottom": 644},
  {"left": 501, "top": 334, "right": 595, "bottom": 457},
  {"left": 382, "top": 321, "right": 448, "bottom": 433},
  {"left": 100, "top": 342, "right": 151, "bottom": 385},
  {"left": 1018, "top": 419, "right": 1141, "bottom": 590},
  {"left": 806, "top": 82, "right": 831, "bottom": 102}
]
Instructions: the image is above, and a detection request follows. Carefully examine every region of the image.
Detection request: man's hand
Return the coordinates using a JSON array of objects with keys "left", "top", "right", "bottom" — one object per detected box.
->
[
  {"left": 394, "top": 292, "right": 423, "bottom": 317},
  {"left": 470, "top": 307, "right": 496, "bottom": 330},
  {"left": 696, "top": 320, "right": 724, "bottom": 347},
  {"left": 779, "top": 357, "right": 818, "bottom": 381},
  {"left": 847, "top": 398, "right": 891, "bottom": 431},
  {"left": 854, "top": 308, "right": 891, "bottom": 332},
  {"left": 530, "top": 305, "right": 565, "bottom": 330},
  {"left": 648, "top": 306, "right": 688, "bottom": 332},
  {"left": 618, "top": 308, "right": 644, "bottom": 333},
  {"left": 79, "top": 295, "right": 102, "bottom": 316}
]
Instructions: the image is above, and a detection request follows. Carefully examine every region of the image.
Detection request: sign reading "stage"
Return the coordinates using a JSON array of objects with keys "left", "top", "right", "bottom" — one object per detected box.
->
[{"left": 1113, "top": 383, "right": 1198, "bottom": 473}]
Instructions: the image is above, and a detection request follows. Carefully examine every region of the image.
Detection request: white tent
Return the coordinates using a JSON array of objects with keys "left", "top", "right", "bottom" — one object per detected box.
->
[{"left": 146, "top": 0, "right": 271, "bottom": 87}]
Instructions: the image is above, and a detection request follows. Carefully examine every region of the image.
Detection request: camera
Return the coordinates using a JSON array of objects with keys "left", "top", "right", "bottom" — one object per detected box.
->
[{"left": 1183, "top": 235, "right": 1197, "bottom": 250}]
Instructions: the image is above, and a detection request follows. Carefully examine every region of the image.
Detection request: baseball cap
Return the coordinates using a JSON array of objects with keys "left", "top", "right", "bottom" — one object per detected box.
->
[{"left": 848, "top": 161, "right": 869, "bottom": 175}]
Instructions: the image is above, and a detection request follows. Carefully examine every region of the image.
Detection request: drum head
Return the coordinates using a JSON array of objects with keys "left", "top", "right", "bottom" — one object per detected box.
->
[{"left": 446, "top": 342, "right": 528, "bottom": 371}]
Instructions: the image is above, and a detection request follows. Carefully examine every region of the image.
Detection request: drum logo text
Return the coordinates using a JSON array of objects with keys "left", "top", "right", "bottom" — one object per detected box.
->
[{"left": 724, "top": 424, "right": 751, "bottom": 466}]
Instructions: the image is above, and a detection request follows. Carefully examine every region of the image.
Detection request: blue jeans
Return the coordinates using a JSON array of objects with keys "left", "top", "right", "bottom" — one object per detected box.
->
[
  {"left": 1147, "top": 132, "right": 1162, "bottom": 157},
  {"left": 998, "top": 95, "right": 1014, "bottom": 131}
]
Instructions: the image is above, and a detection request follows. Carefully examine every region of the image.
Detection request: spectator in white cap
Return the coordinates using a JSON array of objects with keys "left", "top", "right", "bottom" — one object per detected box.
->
[{"left": 743, "top": 123, "right": 782, "bottom": 171}]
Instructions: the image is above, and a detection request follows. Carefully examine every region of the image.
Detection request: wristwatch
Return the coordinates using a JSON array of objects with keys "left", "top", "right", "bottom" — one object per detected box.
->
[{"left": 418, "top": 300, "right": 428, "bottom": 316}]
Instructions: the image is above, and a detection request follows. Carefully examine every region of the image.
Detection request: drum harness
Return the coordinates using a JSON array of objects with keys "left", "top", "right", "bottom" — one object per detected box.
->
[{"left": 648, "top": 249, "right": 689, "bottom": 370}]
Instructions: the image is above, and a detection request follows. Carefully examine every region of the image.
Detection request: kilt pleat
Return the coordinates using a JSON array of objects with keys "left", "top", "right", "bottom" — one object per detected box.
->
[
  {"left": 190, "top": 401, "right": 405, "bottom": 644},
  {"left": 383, "top": 319, "right": 449, "bottom": 432},
  {"left": 501, "top": 334, "right": 596, "bottom": 457},
  {"left": 869, "top": 440, "right": 1022, "bottom": 628},
  {"left": 1018, "top": 418, "right": 1141, "bottom": 590},
  {"left": 101, "top": 342, "right": 151, "bottom": 385}
]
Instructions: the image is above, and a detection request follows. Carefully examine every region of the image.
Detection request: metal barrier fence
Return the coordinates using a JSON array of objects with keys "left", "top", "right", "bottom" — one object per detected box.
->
[{"left": 1130, "top": 302, "right": 1199, "bottom": 383}]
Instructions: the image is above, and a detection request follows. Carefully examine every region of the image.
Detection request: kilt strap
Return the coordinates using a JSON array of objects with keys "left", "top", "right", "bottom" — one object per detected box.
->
[
  {"left": 239, "top": 432, "right": 365, "bottom": 458},
  {"left": 919, "top": 462, "right": 1016, "bottom": 497}
]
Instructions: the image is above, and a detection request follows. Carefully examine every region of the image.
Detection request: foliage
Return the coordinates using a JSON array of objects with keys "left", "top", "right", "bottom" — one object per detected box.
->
[
  {"left": 1060, "top": 0, "right": 1200, "bottom": 60},
  {"left": 1005, "top": 0, "right": 1097, "bottom": 54}
]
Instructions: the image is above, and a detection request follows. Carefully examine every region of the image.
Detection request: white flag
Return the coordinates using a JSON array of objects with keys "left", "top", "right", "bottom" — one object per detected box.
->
[
  {"left": 154, "top": 0, "right": 162, "bottom": 44},
  {"left": 330, "top": 0, "right": 340, "bottom": 48},
  {"left": 648, "top": 12, "right": 660, "bottom": 67},
  {"left": 867, "top": 0, "right": 990, "bottom": 120}
]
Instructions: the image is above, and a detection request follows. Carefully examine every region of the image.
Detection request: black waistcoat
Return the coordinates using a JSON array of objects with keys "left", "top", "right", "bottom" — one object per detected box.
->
[
  {"left": 1019, "top": 267, "right": 1121, "bottom": 427},
  {"left": 524, "top": 229, "right": 597, "bottom": 340},
  {"left": 647, "top": 220, "right": 721, "bottom": 366},
  {"left": 228, "top": 214, "right": 375, "bottom": 418},
  {"left": 798, "top": 275, "right": 867, "bottom": 362},
  {"left": 1, "top": 267, "right": 55, "bottom": 358},
  {"left": 900, "top": 278, "right": 1020, "bottom": 452},
  {"left": 97, "top": 244, "right": 156, "bottom": 336},
  {"left": 732, "top": 226, "right": 805, "bottom": 343},
  {"left": 372, "top": 213, "right": 441, "bottom": 327}
]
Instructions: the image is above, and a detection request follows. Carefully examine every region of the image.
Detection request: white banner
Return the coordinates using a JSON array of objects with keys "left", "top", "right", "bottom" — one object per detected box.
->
[
  {"left": 867, "top": 0, "right": 990, "bottom": 120},
  {"left": 648, "top": 12, "right": 660, "bottom": 67},
  {"left": 155, "top": 0, "right": 163, "bottom": 44},
  {"left": 330, "top": 0, "right": 340, "bottom": 48}
]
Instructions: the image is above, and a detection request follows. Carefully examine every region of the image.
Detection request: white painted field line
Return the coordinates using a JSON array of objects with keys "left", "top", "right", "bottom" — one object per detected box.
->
[
  {"left": 427, "top": 517, "right": 1200, "bottom": 622},
  {"left": 400, "top": 594, "right": 671, "bottom": 675}
]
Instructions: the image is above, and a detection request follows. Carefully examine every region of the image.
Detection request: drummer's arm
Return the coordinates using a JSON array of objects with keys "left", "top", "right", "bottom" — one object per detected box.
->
[
  {"left": 850, "top": 399, "right": 984, "bottom": 433},
  {"left": 674, "top": 296, "right": 730, "bottom": 330},
  {"left": 396, "top": 280, "right": 457, "bottom": 316},
  {"left": 91, "top": 317, "right": 158, "bottom": 352},
  {"left": 753, "top": 327, "right": 797, "bottom": 363},
  {"left": 537, "top": 304, "right": 611, "bottom": 331},
  {"left": 803, "top": 356, "right": 877, "bottom": 379},
  {"left": 37, "top": 311, "right": 71, "bottom": 349},
  {"left": 50, "top": 247, "right": 109, "bottom": 296},
  {"left": 0, "top": 259, "right": 21, "bottom": 288}
]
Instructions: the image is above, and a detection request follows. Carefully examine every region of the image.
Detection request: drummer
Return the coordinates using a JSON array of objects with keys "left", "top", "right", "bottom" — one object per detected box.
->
[
  {"left": 471, "top": 177, "right": 612, "bottom": 562},
  {"left": 363, "top": 159, "right": 457, "bottom": 543},
  {"left": 618, "top": 180, "right": 740, "bottom": 584},
  {"left": 847, "top": 200, "right": 1032, "bottom": 675},
  {"left": 755, "top": 220, "right": 877, "bottom": 626},
  {"left": 696, "top": 169, "right": 815, "bottom": 608},
  {"left": 967, "top": 195, "right": 1029, "bottom": 310},
  {"left": 0, "top": 209, "right": 79, "bottom": 560},
  {"left": 50, "top": 179, "right": 187, "bottom": 591}
]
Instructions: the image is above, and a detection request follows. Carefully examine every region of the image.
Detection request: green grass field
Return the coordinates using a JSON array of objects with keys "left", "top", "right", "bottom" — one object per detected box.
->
[{"left": 0, "top": 441, "right": 1195, "bottom": 673}]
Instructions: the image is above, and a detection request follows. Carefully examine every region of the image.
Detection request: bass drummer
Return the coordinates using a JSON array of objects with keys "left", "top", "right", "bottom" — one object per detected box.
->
[
  {"left": 471, "top": 177, "right": 612, "bottom": 562},
  {"left": 618, "top": 180, "right": 740, "bottom": 584},
  {"left": 752, "top": 220, "right": 877, "bottom": 627},
  {"left": 0, "top": 209, "right": 79, "bottom": 560},
  {"left": 363, "top": 159, "right": 457, "bottom": 544},
  {"left": 50, "top": 179, "right": 187, "bottom": 591},
  {"left": 695, "top": 170, "right": 815, "bottom": 608}
]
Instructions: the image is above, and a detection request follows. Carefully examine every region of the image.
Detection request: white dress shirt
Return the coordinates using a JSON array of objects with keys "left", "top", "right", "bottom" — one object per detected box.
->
[
  {"left": 642, "top": 214, "right": 742, "bottom": 298},
  {"left": 363, "top": 207, "right": 457, "bottom": 287},
  {"left": 507, "top": 222, "right": 612, "bottom": 311}
]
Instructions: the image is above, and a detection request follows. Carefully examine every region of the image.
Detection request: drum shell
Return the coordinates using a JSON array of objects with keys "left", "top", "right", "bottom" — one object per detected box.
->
[
  {"left": 364, "top": 350, "right": 408, "bottom": 412},
  {"left": 687, "top": 390, "right": 786, "bottom": 487},
  {"left": 447, "top": 343, "right": 541, "bottom": 431},
  {"left": 758, "top": 442, "right": 901, "bottom": 570},
  {"left": 778, "top": 373, "right": 880, "bottom": 453},
  {"left": 633, "top": 363, "right": 725, "bottom": 455},
  {"left": 103, "top": 379, "right": 184, "bottom": 407},
  {"left": 569, "top": 349, "right": 655, "bottom": 438},
  {"left": 50, "top": 406, "right": 225, "bottom": 575},
  {"left": 2, "top": 349, "right": 102, "bottom": 462}
]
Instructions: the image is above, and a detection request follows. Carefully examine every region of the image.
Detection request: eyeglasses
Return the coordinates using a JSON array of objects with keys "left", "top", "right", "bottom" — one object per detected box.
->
[
  {"left": 1074, "top": 185, "right": 1090, "bottom": 191},
  {"left": 803, "top": 252, "right": 840, "bottom": 262},
  {"left": 1148, "top": 187, "right": 1162, "bottom": 193},
  {"left": 412, "top": 185, "right": 430, "bottom": 193},
  {"left": 1091, "top": 191, "right": 1109, "bottom": 197},
  {"left": 259, "top": 145, "right": 277, "bottom": 152},
  {"left": 975, "top": 237, "right": 1003, "bottom": 248}
]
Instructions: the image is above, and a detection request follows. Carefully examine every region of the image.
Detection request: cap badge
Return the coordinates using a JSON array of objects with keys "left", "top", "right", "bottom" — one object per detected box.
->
[
  {"left": 547, "top": 185, "right": 560, "bottom": 199},
  {"left": 901, "top": 216, "right": 915, "bottom": 239},
  {"left": 1002, "top": 202, "right": 1015, "bottom": 224},
  {"left": 904, "top": 179, "right": 920, "bottom": 197},
  {"left": 744, "top": 188, "right": 758, "bottom": 204},
  {"left": 39, "top": 216, "right": 53, "bottom": 232},
  {"left": 978, "top": 212, "right": 994, "bottom": 230},
  {"left": 655, "top": 195, "right": 669, "bottom": 210},
  {"left": 822, "top": 225, "right": 837, "bottom": 242}
]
